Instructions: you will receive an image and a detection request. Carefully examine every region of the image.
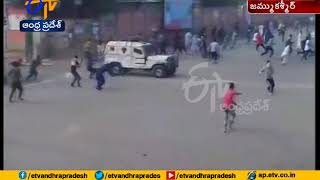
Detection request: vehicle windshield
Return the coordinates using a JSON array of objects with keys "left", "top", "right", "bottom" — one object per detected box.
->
[{"left": 144, "top": 45, "right": 157, "bottom": 56}]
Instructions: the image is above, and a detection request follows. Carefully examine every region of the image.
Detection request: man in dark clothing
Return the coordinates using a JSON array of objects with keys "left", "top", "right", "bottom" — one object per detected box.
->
[
  {"left": 26, "top": 55, "right": 41, "bottom": 81},
  {"left": 261, "top": 37, "right": 274, "bottom": 58},
  {"left": 174, "top": 33, "right": 185, "bottom": 55},
  {"left": 95, "top": 63, "right": 111, "bottom": 91},
  {"left": 234, "top": 22, "right": 240, "bottom": 34},
  {"left": 211, "top": 26, "right": 217, "bottom": 40},
  {"left": 198, "top": 28, "right": 208, "bottom": 57},
  {"left": 84, "top": 50, "right": 96, "bottom": 79},
  {"left": 247, "top": 25, "right": 254, "bottom": 43},
  {"left": 70, "top": 56, "right": 81, "bottom": 87},
  {"left": 199, "top": 36, "right": 208, "bottom": 58},
  {"left": 8, "top": 60, "right": 24, "bottom": 102},
  {"left": 285, "top": 34, "right": 294, "bottom": 55},
  {"left": 264, "top": 29, "right": 273, "bottom": 45},
  {"left": 217, "top": 27, "right": 226, "bottom": 44},
  {"left": 158, "top": 33, "right": 167, "bottom": 55},
  {"left": 84, "top": 40, "right": 96, "bottom": 79},
  {"left": 159, "top": 41, "right": 167, "bottom": 54},
  {"left": 199, "top": 27, "right": 207, "bottom": 38},
  {"left": 87, "top": 57, "right": 96, "bottom": 79}
]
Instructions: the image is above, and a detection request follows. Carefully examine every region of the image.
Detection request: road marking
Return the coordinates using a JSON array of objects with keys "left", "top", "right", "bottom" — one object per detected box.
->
[
  {"left": 25, "top": 79, "right": 56, "bottom": 87},
  {"left": 240, "top": 82, "right": 314, "bottom": 89}
]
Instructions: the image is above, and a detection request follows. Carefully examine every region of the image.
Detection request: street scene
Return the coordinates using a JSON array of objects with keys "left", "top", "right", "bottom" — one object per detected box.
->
[{"left": 3, "top": 0, "right": 315, "bottom": 170}]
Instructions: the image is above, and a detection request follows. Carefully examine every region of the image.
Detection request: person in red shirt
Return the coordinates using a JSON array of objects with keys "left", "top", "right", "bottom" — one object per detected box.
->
[
  {"left": 222, "top": 82, "right": 242, "bottom": 133},
  {"left": 10, "top": 58, "right": 23, "bottom": 66},
  {"left": 255, "top": 32, "right": 265, "bottom": 52}
]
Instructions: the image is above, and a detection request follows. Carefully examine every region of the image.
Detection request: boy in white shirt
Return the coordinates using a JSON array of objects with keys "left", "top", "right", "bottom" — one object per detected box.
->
[
  {"left": 209, "top": 38, "right": 219, "bottom": 64},
  {"left": 281, "top": 45, "right": 290, "bottom": 65},
  {"left": 302, "top": 37, "right": 312, "bottom": 60}
]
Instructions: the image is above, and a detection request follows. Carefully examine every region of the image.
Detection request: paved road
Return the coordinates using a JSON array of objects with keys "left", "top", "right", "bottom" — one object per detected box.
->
[{"left": 4, "top": 36, "right": 315, "bottom": 169}]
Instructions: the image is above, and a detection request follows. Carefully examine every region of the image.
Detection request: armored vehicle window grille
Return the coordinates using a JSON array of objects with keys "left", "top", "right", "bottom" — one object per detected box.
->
[
  {"left": 134, "top": 48, "right": 143, "bottom": 55},
  {"left": 122, "top": 47, "right": 127, "bottom": 54}
]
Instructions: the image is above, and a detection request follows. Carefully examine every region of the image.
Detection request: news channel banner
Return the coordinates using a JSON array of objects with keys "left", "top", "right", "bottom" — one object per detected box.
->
[
  {"left": 20, "top": 0, "right": 65, "bottom": 32},
  {"left": 1, "top": 170, "right": 320, "bottom": 180}
]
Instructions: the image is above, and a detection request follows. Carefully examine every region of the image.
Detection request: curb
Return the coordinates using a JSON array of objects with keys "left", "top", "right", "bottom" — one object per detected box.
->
[{"left": 21, "top": 59, "right": 55, "bottom": 66}]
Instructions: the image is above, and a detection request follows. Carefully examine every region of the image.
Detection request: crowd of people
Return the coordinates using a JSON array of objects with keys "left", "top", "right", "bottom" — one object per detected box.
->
[
  {"left": 144, "top": 20, "right": 314, "bottom": 69},
  {"left": 6, "top": 18, "right": 315, "bottom": 134}
]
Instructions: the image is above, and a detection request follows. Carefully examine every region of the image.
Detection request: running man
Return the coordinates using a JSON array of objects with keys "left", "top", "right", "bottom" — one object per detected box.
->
[
  {"left": 285, "top": 34, "right": 294, "bottom": 55},
  {"left": 8, "top": 60, "right": 24, "bottom": 102},
  {"left": 70, "top": 56, "right": 81, "bottom": 87},
  {"left": 259, "top": 60, "right": 275, "bottom": 95},
  {"left": 261, "top": 37, "right": 274, "bottom": 58},
  {"left": 95, "top": 63, "right": 111, "bottom": 91},
  {"left": 25, "top": 55, "right": 41, "bottom": 81},
  {"left": 222, "top": 82, "right": 242, "bottom": 134}
]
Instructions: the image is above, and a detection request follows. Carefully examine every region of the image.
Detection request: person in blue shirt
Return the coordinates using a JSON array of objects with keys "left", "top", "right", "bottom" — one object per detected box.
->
[
  {"left": 26, "top": 55, "right": 41, "bottom": 81},
  {"left": 95, "top": 63, "right": 111, "bottom": 91}
]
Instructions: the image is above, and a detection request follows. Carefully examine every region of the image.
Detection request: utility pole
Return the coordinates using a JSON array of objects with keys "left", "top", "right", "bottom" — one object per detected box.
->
[
  {"left": 4, "top": 0, "right": 8, "bottom": 84},
  {"left": 25, "top": 13, "right": 33, "bottom": 62},
  {"left": 193, "top": 0, "right": 203, "bottom": 33},
  {"left": 4, "top": 1, "right": 8, "bottom": 50}
]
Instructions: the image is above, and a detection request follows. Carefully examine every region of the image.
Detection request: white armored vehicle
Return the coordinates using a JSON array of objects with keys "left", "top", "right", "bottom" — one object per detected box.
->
[{"left": 104, "top": 41, "right": 179, "bottom": 78}]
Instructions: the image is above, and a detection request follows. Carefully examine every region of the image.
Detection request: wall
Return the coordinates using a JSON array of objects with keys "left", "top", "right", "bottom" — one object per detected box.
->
[
  {"left": 117, "top": 3, "right": 163, "bottom": 40},
  {"left": 35, "top": 3, "right": 314, "bottom": 57},
  {"left": 6, "top": 31, "right": 25, "bottom": 51},
  {"left": 5, "top": 6, "right": 26, "bottom": 51}
]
